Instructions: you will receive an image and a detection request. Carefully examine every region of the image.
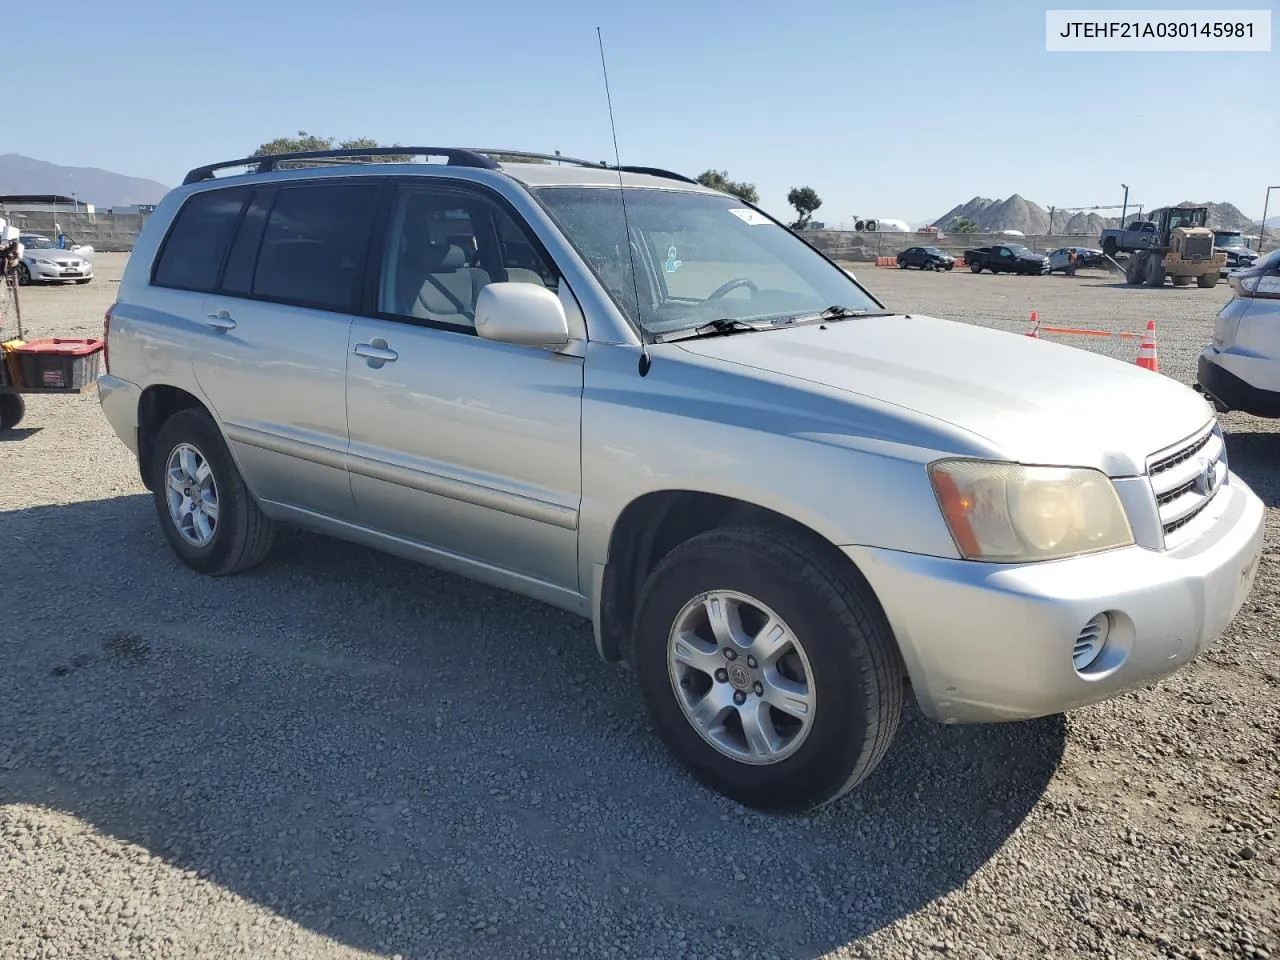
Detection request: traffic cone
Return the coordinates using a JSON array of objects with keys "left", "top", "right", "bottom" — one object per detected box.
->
[
  {"left": 1135, "top": 319, "right": 1159, "bottom": 372},
  {"left": 1026, "top": 311, "right": 1040, "bottom": 338}
]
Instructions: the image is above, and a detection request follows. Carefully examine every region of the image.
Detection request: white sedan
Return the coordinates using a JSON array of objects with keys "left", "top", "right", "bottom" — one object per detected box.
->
[{"left": 17, "top": 234, "right": 94, "bottom": 285}]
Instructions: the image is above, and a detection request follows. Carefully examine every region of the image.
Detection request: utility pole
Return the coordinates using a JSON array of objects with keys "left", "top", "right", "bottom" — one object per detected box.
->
[
  {"left": 1260, "top": 186, "right": 1278, "bottom": 252},
  {"left": 1120, "top": 184, "right": 1129, "bottom": 226}
]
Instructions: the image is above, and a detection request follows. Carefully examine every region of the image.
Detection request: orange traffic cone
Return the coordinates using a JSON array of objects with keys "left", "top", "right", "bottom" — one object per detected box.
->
[
  {"left": 1026, "top": 311, "right": 1040, "bottom": 338},
  {"left": 1135, "top": 319, "right": 1159, "bottom": 372}
]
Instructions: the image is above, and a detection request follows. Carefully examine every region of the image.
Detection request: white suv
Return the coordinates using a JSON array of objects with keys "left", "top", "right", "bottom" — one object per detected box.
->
[{"left": 97, "top": 147, "right": 1266, "bottom": 811}]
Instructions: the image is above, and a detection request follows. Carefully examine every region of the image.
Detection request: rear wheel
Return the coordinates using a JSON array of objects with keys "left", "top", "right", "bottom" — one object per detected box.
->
[
  {"left": 1172, "top": 276, "right": 1193, "bottom": 287},
  {"left": 150, "top": 408, "right": 276, "bottom": 576},
  {"left": 970, "top": 263, "right": 982, "bottom": 273},
  {"left": 1145, "top": 256, "right": 1166, "bottom": 287},
  {"left": 15, "top": 263, "right": 31, "bottom": 285},
  {"left": 1197, "top": 273, "right": 1218, "bottom": 288},
  {"left": 1125, "top": 254, "right": 1146, "bottom": 285},
  {"left": 631, "top": 526, "right": 904, "bottom": 812},
  {"left": 0, "top": 393, "right": 24, "bottom": 430}
]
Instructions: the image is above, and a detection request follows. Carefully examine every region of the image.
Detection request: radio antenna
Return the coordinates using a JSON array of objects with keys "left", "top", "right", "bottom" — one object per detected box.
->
[{"left": 597, "top": 26, "right": 652, "bottom": 376}]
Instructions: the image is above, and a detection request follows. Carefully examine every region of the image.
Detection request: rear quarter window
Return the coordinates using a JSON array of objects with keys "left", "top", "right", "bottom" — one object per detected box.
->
[{"left": 152, "top": 188, "right": 249, "bottom": 292}]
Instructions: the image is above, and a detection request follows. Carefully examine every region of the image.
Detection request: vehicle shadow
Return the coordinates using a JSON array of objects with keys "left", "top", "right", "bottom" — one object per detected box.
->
[
  {"left": 0, "top": 426, "right": 41, "bottom": 442},
  {"left": 0, "top": 495, "right": 1065, "bottom": 959},
  {"left": 1223, "top": 429, "right": 1280, "bottom": 508}
]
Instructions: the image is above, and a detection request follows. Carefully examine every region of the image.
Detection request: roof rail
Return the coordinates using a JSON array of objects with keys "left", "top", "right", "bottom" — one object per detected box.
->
[
  {"left": 465, "top": 149, "right": 701, "bottom": 186},
  {"left": 182, "top": 147, "right": 500, "bottom": 185}
]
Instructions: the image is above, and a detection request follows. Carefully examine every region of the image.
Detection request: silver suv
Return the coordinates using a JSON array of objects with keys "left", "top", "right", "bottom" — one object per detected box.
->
[{"left": 98, "top": 147, "right": 1266, "bottom": 812}]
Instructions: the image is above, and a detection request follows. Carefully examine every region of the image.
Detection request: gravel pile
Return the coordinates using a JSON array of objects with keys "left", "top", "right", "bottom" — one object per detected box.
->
[{"left": 1, "top": 256, "right": 1276, "bottom": 959}]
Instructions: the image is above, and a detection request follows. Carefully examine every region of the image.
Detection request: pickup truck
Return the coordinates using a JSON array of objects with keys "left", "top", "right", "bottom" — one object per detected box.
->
[
  {"left": 965, "top": 243, "right": 1049, "bottom": 275},
  {"left": 1101, "top": 221, "right": 1159, "bottom": 256}
]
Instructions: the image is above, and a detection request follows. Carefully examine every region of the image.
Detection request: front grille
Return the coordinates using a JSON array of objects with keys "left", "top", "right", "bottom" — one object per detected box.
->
[
  {"left": 1183, "top": 235, "right": 1212, "bottom": 260},
  {"left": 1146, "top": 421, "right": 1227, "bottom": 548}
]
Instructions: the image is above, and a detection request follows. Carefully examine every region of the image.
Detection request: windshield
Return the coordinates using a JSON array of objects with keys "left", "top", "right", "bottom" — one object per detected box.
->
[
  {"left": 1004, "top": 244, "right": 1034, "bottom": 257},
  {"left": 21, "top": 236, "right": 56, "bottom": 250},
  {"left": 922, "top": 246, "right": 944, "bottom": 255},
  {"left": 1214, "top": 231, "right": 1245, "bottom": 246},
  {"left": 1167, "top": 209, "right": 1207, "bottom": 230},
  {"left": 532, "top": 186, "right": 882, "bottom": 336}
]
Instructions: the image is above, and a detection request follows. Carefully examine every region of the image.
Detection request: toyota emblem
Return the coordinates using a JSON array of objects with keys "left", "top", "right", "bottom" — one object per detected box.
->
[{"left": 1198, "top": 460, "right": 1220, "bottom": 496}]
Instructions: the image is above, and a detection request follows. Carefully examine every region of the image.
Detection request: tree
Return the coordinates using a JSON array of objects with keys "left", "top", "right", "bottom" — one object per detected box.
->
[
  {"left": 251, "top": 131, "right": 409, "bottom": 163},
  {"left": 695, "top": 169, "right": 759, "bottom": 204},
  {"left": 787, "top": 186, "right": 822, "bottom": 229},
  {"left": 951, "top": 218, "right": 979, "bottom": 234}
]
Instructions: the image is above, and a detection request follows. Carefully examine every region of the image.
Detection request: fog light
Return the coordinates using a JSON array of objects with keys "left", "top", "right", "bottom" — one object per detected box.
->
[{"left": 1073, "top": 614, "right": 1110, "bottom": 672}]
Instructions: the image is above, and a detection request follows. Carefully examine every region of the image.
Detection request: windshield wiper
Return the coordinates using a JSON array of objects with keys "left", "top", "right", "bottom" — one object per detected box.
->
[
  {"left": 784, "top": 304, "right": 895, "bottom": 325},
  {"left": 653, "top": 318, "right": 773, "bottom": 343}
]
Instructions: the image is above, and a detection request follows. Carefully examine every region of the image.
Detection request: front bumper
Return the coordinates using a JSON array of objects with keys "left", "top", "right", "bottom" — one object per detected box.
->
[
  {"left": 27, "top": 261, "right": 93, "bottom": 281},
  {"left": 97, "top": 373, "right": 141, "bottom": 457},
  {"left": 1198, "top": 349, "right": 1280, "bottom": 418},
  {"left": 846, "top": 474, "right": 1265, "bottom": 723}
]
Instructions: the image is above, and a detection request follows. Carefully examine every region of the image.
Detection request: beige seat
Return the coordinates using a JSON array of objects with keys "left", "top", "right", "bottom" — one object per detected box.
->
[{"left": 397, "top": 239, "right": 491, "bottom": 327}]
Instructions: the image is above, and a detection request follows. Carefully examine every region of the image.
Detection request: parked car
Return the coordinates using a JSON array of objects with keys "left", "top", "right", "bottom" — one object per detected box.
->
[
  {"left": 1197, "top": 247, "right": 1280, "bottom": 417},
  {"left": 1046, "top": 246, "right": 1107, "bottom": 274},
  {"left": 15, "top": 234, "right": 94, "bottom": 284},
  {"left": 965, "top": 243, "right": 1050, "bottom": 275},
  {"left": 896, "top": 246, "right": 954, "bottom": 271},
  {"left": 97, "top": 146, "right": 1266, "bottom": 813}
]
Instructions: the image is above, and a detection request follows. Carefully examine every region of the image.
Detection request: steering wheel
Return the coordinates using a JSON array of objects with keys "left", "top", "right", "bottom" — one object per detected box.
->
[{"left": 706, "top": 277, "right": 759, "bottom": 300}]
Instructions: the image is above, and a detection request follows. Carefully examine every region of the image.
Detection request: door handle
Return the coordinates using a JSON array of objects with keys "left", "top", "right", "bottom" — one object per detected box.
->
[
  {"left": 353, "top": 340, "right": 398, "bottom": 363},
  {"left": 204, "top": 311, "right": 236, "bottom": 332}
]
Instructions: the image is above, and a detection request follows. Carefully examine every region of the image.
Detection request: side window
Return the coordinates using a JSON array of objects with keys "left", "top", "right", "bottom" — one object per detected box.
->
[
  {"left": 219, "top": 189, "right": 274, "bottom": 296},
  {"left": 152, "top": 187, "right": 249, "bottom": 292},
  {"left": 377, "top": 185, "right": 559, "bottom": 329},
  {"left": 251, "top": 182, "right": 379, "bottom": 313}
]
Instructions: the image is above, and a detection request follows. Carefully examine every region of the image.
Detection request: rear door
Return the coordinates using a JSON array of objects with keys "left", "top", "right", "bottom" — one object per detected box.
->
[
  {"left": 189, "top": 178, "right": 381, "bottom": 520},
  {"left": 344, "top": 179, "right": 584, "bottom": 592}
]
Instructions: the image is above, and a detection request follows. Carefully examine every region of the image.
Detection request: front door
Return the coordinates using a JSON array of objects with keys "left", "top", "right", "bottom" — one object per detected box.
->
[{"left": 345, "top": 181, "right": 584, "bottom": 593}]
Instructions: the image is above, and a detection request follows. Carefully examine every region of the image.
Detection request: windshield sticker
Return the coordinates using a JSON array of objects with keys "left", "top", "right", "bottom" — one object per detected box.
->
[
  {"left": 664, "top": 246, "right": 682, "bottom": 274},
  {"left": 728, "top": 208, "right": 772, "bottom": 226}
]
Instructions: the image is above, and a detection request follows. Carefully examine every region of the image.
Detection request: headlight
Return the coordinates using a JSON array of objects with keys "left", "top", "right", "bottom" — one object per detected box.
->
[
  {"left": 35, "top": 258, "right": 55, "bottom": 266},
  {"left": 928, "top": 460, "right": 1134, "bottom": 562}
]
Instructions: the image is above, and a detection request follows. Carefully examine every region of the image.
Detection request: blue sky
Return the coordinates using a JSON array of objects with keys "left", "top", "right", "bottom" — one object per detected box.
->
[{"left": 6, "top": 0, "right": 1276, "bottom": 224}]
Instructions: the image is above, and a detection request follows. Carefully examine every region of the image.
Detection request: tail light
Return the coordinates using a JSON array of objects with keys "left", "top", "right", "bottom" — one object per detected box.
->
[
  {"left": 1229, "top": 250, "right": 1280, "bottom": 299},
  {"left": 103, "top": 302, "right": 115, "bottom": 373}
]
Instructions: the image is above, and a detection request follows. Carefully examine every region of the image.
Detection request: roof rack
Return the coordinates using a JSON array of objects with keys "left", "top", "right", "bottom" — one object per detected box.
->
[
  {"left": 182, "top": 145, "right": 702, "bottom": 188},
  {"left": 462, "top": 149, "right": 701, "bottom": 185},
  {"left": 182, "top": 147, "right": 499, "bottom": 185}
]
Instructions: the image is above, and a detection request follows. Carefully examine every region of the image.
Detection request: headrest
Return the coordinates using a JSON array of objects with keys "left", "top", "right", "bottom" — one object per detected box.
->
[{"left": 436, "top": 244, "right": 466, "bottom": 270}]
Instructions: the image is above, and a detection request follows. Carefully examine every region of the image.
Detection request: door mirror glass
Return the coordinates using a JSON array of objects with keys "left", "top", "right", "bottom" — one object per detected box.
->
[{"left": 474, "top": 282, "right": 571, "bottom": 347}]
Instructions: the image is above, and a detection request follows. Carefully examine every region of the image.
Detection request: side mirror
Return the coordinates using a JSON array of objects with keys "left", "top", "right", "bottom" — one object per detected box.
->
[{"left": 474, "top": 282, "right": 571, "bottom": 348}]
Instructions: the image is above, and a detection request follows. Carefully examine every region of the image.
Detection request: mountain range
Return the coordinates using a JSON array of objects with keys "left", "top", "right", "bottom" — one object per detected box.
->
[
  {"left": 0, "top": 154, "right": 170, "bottom": 208},
  {"left": 932, "top": 194, "right": 1264, "bottom": 236}
]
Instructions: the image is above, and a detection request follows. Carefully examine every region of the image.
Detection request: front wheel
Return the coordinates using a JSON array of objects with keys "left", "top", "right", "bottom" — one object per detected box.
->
[
  {"left": 16, "top": 263, "right": 32, "bottom": 285},
  {"left": 970, "top": 263, "right": 983, "bottom": 273},
  {"left": 631, "top": 526, "right": 904, "bottom": 812},
  {"left": 0, "top": 393, "right": 25, "bottom": 430},
  {"left": 1197, "top": 273, "right": 1218, "bottom": 288},
  {"left": 150, "top": 408, "right": 276, "bottom": 576}
]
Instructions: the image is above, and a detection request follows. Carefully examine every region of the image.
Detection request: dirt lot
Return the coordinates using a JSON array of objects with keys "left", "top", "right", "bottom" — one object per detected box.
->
[{"left": 2, "top": 254, "right": 1277, "bottom": 960}]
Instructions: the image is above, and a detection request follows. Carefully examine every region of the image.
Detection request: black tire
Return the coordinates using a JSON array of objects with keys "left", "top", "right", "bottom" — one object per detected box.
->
[
  {"left": 0, "top": 393, "right": 25, "bottom": 430},
  {"left": 1197, "top": 273, "right": 1218, "bottom": 288},
  {"left": 1103, "top": 239, "right": 1117, "bottom": 258},
  {"left": 150, "top": 407, "right": 276, "bottom": 576},
  {"left": 630, "top": 525, "right": 904, "bottom": 812},
  {"left": 970, "top": 263, "right": 982, "bottom": 273},
  {"left": 944, "top": 262, "right": 953, "bottom": 271},
  {"left": 898, "top": 259, "right": 907, "bottom": 269},
  {"left": 16, "top": 263, "right": 32, "bottom": 285}
]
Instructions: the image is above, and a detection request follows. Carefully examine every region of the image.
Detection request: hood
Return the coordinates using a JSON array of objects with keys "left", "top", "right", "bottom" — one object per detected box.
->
[
  {"left": 25, "top": 249, "right": 84, "bottom": 264},
  {"left": 675, "top": 313, "right": 1213, "bottom": 476}
]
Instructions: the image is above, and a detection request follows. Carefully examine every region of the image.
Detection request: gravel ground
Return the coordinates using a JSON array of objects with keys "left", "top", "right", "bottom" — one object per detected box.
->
[{"left": 2, "top": 255, "right": 1277, "bottom": 960}]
